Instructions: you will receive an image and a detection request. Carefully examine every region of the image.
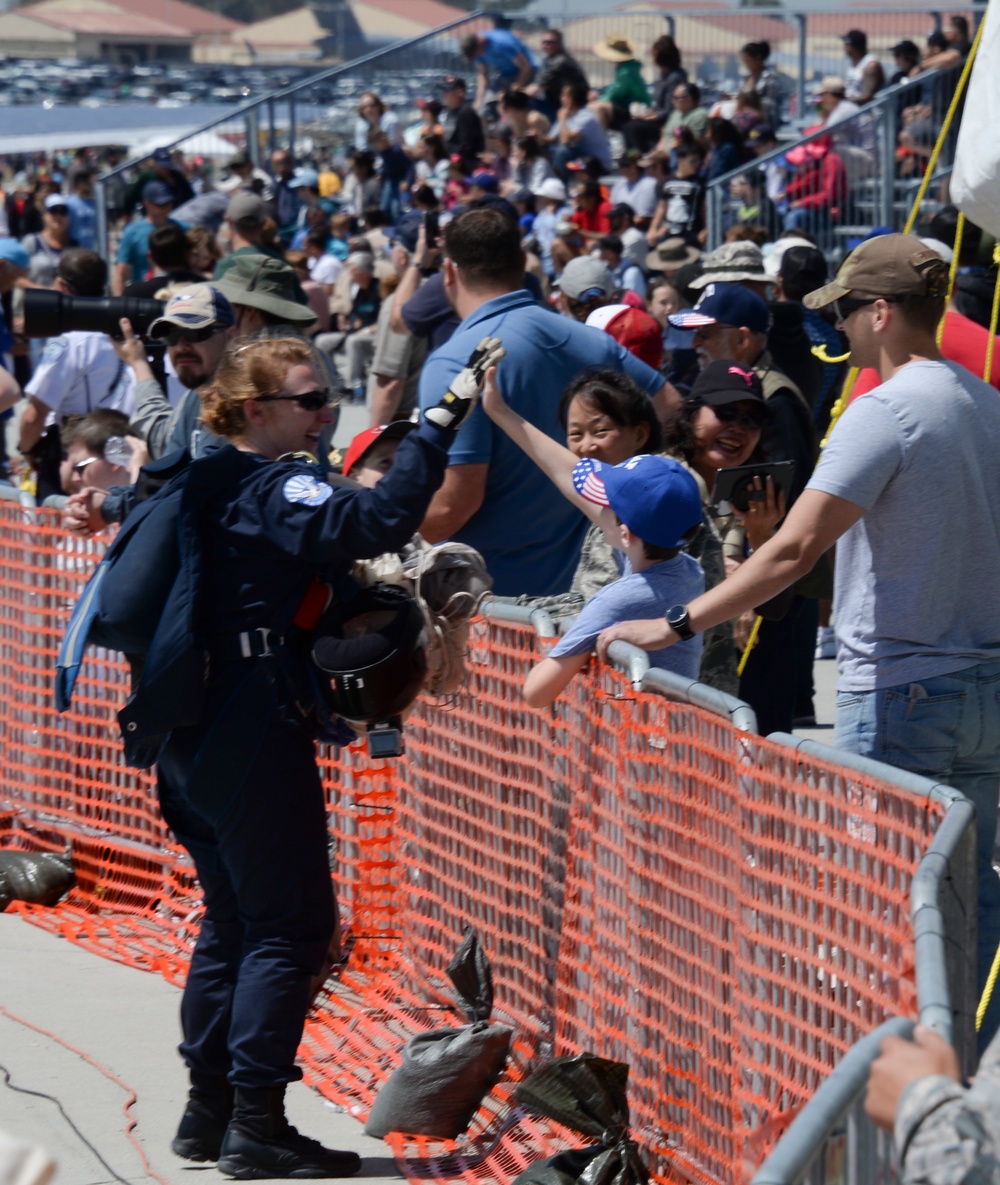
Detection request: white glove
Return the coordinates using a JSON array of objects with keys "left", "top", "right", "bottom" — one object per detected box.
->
[{"left": 424, "top": 337, "right": 506, "bottom": 431}]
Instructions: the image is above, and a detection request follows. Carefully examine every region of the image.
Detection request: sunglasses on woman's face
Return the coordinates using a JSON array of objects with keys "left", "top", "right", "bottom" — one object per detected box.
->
[
  {"left": 255, "top": 390, "right": 334, "bottom": 412},
  {"left": 713, "top": 403, "right": 767, "bottom": 430}
]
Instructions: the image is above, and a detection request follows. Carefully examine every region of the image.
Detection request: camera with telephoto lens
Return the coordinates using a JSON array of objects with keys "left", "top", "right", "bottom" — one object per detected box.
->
[{"left": 23, "top": 289, "right": 165, "bottom": 340}]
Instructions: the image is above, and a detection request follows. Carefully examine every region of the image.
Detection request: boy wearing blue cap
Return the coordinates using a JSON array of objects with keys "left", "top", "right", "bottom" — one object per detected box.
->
[
  {"left": 523, "top": 453, "right": 705, "bottom": 706},
  {"left": 480, "top": 364, "right": 704, "bottom": 707}
]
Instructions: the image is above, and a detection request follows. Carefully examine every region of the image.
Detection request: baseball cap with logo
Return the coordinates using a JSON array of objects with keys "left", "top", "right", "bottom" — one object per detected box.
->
[
  {"left": 585, "top": 304, "right": 662, "bottom": 369},
  {"left": 669, "top": 283, "right": 772, "bottom": 334},
  {"left": 342, "top": 421, "right": 416, "bottom": 478},
  {"left": 803, "top": 233, "right": 949, "bottom": 310},
  {"left": 571, "top": 455, "right": 702, "bottom": 549},
  {"left": 148, "top": 283, "right": 236, "bottom": 340},
  {"left": 152, "top": 147, "right": 173, "bottom": 165},
  {"left": 686, "top": 360, "right": 767, "bottom": 409},
  {"left": 44, "top": 194, "right": 69, "bottom": 212},
  {"left": 556, "top": 257, "right": 615, "bottom": 303}
]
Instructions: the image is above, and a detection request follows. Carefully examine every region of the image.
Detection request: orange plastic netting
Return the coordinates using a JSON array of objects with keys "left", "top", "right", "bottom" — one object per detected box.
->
[{"left": 0, "top": 504, "right": 940, "bottom": 1185}]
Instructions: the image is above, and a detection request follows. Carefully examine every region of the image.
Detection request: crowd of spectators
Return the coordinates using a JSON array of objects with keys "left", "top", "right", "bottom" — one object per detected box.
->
[{"left": 0, "top": 18, "right": 997, "bottom": 1160}]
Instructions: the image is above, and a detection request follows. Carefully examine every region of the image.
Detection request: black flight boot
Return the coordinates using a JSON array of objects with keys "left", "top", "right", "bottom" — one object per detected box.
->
[
  {"left": 172, "top": 1070, "right": 235, "bottom": 1161},
  {"left": 217, "top": 1085, "right": 362, "bottom": 1179}
]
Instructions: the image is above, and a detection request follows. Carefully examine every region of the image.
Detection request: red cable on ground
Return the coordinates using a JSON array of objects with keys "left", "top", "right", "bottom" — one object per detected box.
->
[{"left": 0, "top": 1001, "right": 178, "bottom": 1185}]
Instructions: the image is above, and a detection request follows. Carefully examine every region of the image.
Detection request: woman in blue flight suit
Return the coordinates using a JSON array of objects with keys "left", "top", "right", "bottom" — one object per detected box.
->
[{"left": 129, "top": 334, "right": 504, "bottom": 1179}]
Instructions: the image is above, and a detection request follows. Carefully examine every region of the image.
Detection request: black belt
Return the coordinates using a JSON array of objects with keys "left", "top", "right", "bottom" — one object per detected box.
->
[{"left": 211, "top": 628, "right": 283, "bottom": 661}]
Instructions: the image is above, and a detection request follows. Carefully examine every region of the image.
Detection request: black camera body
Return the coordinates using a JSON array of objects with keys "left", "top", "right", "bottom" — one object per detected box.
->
[{"left": 23, "top": 290, "right": 164, "bottom": 340}]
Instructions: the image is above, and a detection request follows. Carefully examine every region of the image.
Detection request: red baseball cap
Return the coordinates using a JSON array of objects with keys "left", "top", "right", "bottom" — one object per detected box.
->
[
  {"left": 342, "top": 420, "right": 416, "bottom": 478},
  {"left": 585, "top": 304, "right": 663, "bottom": 370}
]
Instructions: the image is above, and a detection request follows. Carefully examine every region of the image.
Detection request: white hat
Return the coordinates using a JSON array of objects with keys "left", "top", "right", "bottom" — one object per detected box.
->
[
  {"left": 532, "top": 178, "right": 568, "bottom": 203},
  {"left": 763, "top": 234, "right": 814, "bottom": 278},
  {"left": 920, "top": 236, "right": 955, "bottom": 265}
]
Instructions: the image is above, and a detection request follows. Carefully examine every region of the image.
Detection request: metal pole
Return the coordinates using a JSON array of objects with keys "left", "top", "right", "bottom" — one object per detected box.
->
[
  {"left": 246, "top": 107, "right": 260, "bottom": 166},
  {"left": 880, "top": 100, "right": 897, "bottom": 229},
  {"left": 665, "top": 14, "right": 676, "bottom": 40},
  {"left": 95, "top": 174, "right": 110, "bottom": 268},
  {"left": 267, "top": 97, "right": 276, "bottom": 160},
  {"left": 288, "top": 97, "right": 297, "bottom": 163},
  {"left": 796, "top": 13, "right": 807, "bottom": 127}
]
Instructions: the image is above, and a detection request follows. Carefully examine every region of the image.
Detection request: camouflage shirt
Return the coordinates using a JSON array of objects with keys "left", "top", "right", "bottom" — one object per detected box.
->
[{"left": 895, "top": 1028, "right": 1000, "bottom": 1185}]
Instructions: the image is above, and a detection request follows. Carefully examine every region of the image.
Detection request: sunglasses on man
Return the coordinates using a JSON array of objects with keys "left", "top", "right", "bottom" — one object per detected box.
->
[
  {"left": 161, "top": 324, "right": 230, "bottom": 346},
  {"left": 833, "top": 295, "right": 899, "bottom": 322}
]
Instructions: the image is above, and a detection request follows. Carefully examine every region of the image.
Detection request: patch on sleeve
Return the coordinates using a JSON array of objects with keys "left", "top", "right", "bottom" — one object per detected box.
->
[
  {"left": 282, "top": 473, "right": 333, "bottom": 507},
  {"left": 40, "top": 337, "right": 68, "bottom": 365}
]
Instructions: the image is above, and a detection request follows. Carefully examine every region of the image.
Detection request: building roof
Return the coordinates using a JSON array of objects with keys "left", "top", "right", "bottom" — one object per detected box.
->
[
  {"left": 346, "top": 0, "right": 474, "bottom": 40},
  {"left": 25, "top": 0, "right": 241, "bottom": 36},
  {"left": 240, "top": 4, "right": 324, "bottom": 49},
  {"left": 26, "top": 5, "right": 190, "bottom": 38},
  {"left": 0, "top": 10, "right": 74, "bottom": 41}
]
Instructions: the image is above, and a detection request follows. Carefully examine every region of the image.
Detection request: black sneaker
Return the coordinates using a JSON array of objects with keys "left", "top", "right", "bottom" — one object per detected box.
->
[{"left": 217, "top": 1122, "right": 361, "bottom": 1180}]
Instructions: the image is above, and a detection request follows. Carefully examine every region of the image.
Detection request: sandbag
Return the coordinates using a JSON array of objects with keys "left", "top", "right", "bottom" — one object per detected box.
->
[
  {"left": 0, "top": 850, "right": 74, "bottom": 910},
  {"left": 365, "top": 928, "right": 513, "bottom": 1140},
  {"left": 512, "top": 1054, "right": 647, "bottom": 1185}
]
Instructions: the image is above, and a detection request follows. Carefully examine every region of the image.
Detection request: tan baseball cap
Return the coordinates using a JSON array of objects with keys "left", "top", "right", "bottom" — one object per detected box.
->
[{"left": 803, "top": 234, "right": 949, "bottom": 310}]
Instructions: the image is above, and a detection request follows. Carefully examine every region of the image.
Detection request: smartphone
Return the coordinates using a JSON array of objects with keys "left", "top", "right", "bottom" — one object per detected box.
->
[
  {"left": 710, "top": 461, "right": 796, "bottom": 513},
  {"left": 423, "top": 210, "right": 439, "bottom": 249}
]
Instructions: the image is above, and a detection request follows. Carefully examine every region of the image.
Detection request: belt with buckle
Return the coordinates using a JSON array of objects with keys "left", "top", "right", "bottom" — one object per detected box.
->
[{"left": 212, "top": 628, "right": 283, "bottom": 661}]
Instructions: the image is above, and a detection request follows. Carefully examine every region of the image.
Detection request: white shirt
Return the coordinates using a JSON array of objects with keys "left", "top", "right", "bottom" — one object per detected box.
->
[
  {"left": 608, "top": 174, "right": 659, "bottom": 220},
  {"left": 26, "top": 331, "right": 136, "bottom": 425},
  {"left": 844, "top": 53, "right": 881, "bottom": 102}
]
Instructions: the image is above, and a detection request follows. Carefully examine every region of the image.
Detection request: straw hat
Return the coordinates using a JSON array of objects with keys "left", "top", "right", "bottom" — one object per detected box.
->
[{"left": 593, "top": 33, "right": 637, "bottom": 63}]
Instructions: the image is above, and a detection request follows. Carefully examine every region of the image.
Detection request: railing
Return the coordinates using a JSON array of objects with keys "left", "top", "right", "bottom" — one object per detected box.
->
[
  {"left": 0, "top": 502, "right": 979, "bottom": 1185},
  {"left": 94, "top": 6, "right": 983, "bottom": 258},
  {"left": 94, "top": 8, "right": 492, "bottom": 259},
  {"left": 705, "top": 60, "right": 966, "bottom": 252}
]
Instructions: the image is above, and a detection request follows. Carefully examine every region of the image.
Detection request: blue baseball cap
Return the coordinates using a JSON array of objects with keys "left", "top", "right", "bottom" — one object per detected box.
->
[
  {"left": 668, "top": 283, "right": 772, "bottom": 333},
  {"left": 142, "top": 179, "right": 174, "bottom": 206},
  {"left": 0, "top": 239, "right": 30, "bottom": 270},
  {"left": 288, "top": 167, "right": 319, "bottom": 189},
  {"left": 152, "top": 146, "right": 173, "bottom": 165},
  {"left": 572, "top": 455, "right": 703, "bottom": 549}
]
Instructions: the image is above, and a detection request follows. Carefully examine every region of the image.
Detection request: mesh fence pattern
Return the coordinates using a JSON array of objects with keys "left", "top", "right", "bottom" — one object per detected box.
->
[{"left": 0, "top": 504, "right": 944, "bottom": 1185}]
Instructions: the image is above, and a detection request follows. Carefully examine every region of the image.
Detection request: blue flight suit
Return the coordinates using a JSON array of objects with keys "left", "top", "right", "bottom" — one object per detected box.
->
[{"left": 122, "top": 421, "right": 451, "bottom": 1089}]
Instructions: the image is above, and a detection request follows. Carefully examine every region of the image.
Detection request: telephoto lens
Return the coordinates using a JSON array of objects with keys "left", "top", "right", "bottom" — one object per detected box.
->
[{"left": 23, "top": 290, "right": 164, "bottom": 339}]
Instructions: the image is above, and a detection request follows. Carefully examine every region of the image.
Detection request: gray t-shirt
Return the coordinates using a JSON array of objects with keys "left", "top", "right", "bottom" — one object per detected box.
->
[
  {"left": 807, "top": 360, "right": 1000, "bottom": 691},
  {"left": 551, "top": 551, "right": 704, "bottom": 678}
]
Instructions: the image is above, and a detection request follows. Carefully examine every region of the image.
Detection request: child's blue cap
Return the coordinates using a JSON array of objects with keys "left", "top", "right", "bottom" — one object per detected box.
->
[{"left": 572, "top": 455, "right": 702, "bottom": 549}]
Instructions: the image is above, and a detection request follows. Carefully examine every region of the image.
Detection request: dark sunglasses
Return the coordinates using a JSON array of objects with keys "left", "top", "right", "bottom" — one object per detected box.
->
[
  {"left": 713, "top": 403, "right": 768, "bottom": 430},
  {"left": 162, "top": 324, "right": 228, "bottom": 346},
  {"left": 255, "top": 390, "right": 334, "bottom": 412},
  {"left": 833, "top": 295, "right": 899, "bottom": 322}
]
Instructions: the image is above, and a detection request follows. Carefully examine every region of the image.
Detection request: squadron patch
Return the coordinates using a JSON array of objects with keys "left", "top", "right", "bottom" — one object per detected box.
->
[
  {"left": 40, "top": 338, "right": 68, "bottom": 365},
  {"left": 283, "top": 474, "right": 333, "bottom": 507}
]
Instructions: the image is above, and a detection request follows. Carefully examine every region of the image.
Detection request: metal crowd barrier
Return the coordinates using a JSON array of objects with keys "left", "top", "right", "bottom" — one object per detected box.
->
[
  {"left": 0, "top": 504, "right": 978, "bottom": 1185},
  {"left": 705, "top": 60, "right": 966, "bottom": 254}
]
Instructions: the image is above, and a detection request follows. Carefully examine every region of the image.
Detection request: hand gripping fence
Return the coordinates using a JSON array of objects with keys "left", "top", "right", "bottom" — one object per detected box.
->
[{"left": 0, "top": 503, "right": 977, "bottom": 1185}]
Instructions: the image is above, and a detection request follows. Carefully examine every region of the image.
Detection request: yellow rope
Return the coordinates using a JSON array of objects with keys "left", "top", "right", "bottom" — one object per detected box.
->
[
  {"left": 903, "top": 18, "right": 985, "bottom": 235},
  {"left": 737, "top": 615, "right": 763, "bottom": 677},
  {"left": 984, "top": 244, "right": 1000, "bottom": 382},
  {"left": 976, "top": 938, "right": 1000, "bottom": 1030},
  {"left": 937, "top": 210, "right": 965, "bottom": 347}
]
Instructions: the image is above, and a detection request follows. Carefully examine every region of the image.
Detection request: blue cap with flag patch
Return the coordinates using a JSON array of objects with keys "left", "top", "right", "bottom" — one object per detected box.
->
[
  {"left": 668, "top": 282, "right": 771, "bottom": 334},
  {"left": 148, "top": 283, "right": 235, "bottom": 340},
  {"left": 571, "top": 454, "right": 702, "bottom": 549}
]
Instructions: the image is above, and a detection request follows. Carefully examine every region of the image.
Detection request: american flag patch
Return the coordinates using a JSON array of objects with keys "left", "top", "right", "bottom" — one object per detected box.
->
[{"left": 572, "top": 459, "right": 610, "bottom": 506}]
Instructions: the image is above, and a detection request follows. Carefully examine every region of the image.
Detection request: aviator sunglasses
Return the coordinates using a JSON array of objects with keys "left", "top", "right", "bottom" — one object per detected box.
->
[{"left": 162, "top": 324, "right": 230, "bottom": 346}]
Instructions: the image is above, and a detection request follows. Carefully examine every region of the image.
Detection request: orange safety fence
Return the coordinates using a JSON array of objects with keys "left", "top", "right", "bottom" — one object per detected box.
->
[{"left": 0, "top": 504, "right": 945, "bottom": 1185}]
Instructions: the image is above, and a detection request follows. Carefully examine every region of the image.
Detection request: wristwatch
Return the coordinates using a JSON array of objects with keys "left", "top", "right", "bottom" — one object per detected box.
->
[{"left": 665, "top": 604, "right": 695, "bottom": 640}]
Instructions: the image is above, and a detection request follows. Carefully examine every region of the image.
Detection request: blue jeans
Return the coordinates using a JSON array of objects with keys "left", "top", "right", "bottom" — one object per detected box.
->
[{"left": 835, "top": 661, "right": 1000, "bottom": 1049}]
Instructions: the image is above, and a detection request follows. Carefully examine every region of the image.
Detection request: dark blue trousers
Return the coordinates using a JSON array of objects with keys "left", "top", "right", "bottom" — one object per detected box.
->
[{"left": 156, "top": 658, "right": 335, "bottom": 1089}]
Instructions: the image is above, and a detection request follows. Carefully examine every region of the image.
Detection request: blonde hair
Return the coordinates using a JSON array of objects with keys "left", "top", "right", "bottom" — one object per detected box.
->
[{"left": 200, "top": 337, "right": 314, "bottom": 438}]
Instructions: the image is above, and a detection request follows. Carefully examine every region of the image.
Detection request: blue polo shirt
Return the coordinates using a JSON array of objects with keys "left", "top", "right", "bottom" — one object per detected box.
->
[
  {"left": 477, "top": 29, "right": 536, "bottom": 83},
  {"left": 417, "top": 289, "right": 665, "bottom": 597}
]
